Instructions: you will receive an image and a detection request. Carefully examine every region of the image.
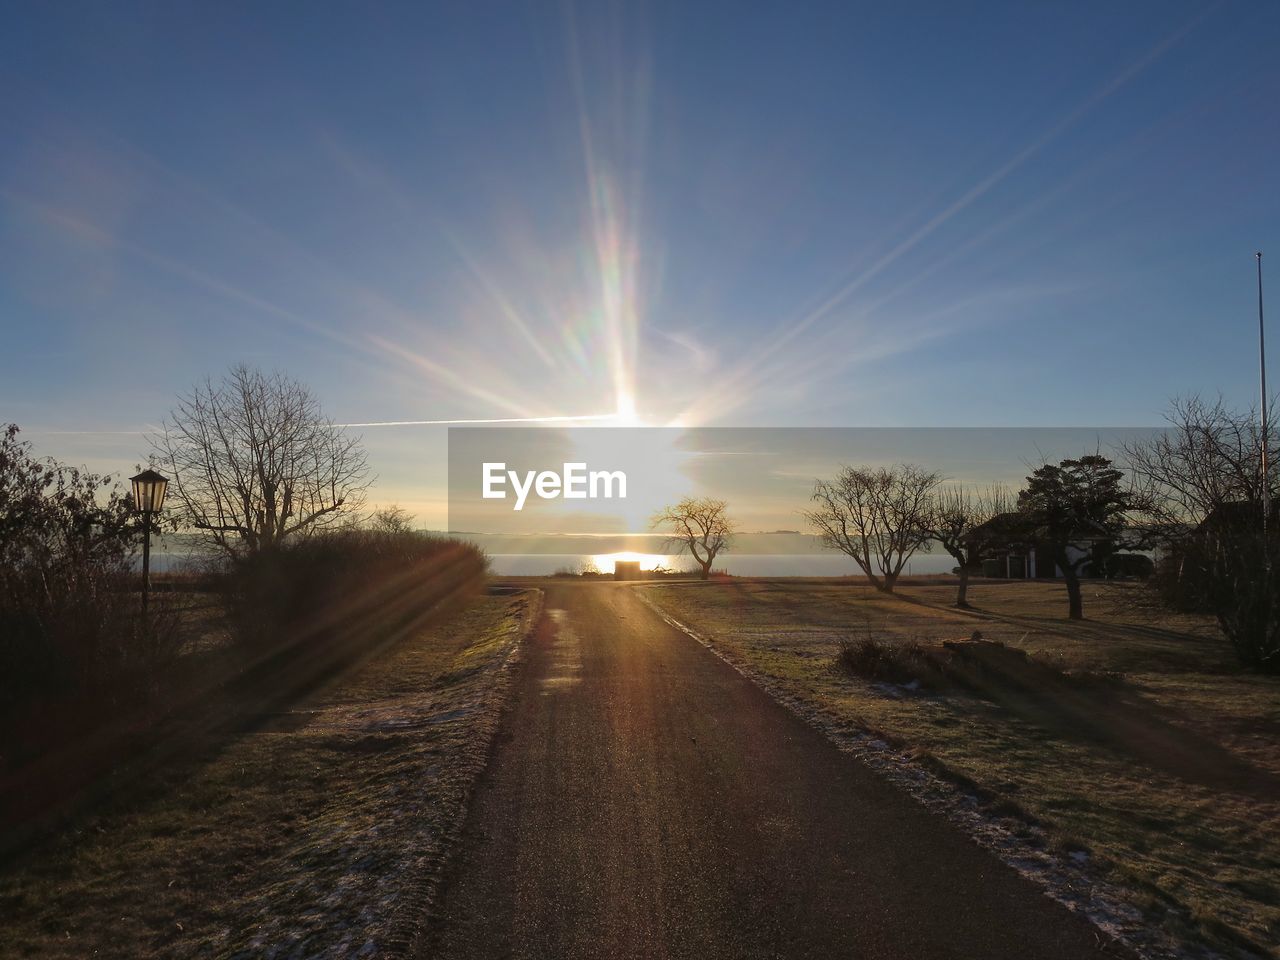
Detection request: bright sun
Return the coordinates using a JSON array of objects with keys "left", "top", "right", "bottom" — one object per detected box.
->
[{"left": 614, "top": 391, "right": 640, "bottom": 426}]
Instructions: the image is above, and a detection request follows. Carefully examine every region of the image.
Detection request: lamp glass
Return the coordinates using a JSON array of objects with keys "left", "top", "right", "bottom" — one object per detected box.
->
[{"left": 130, "top": 470, "right": 169, "bottom": 513}]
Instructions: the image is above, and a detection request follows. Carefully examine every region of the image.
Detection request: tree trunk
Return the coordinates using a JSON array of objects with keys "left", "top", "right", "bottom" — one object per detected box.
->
[
  {"left": 1063, "top": 565, "right": 1083, "bottom": 619},
  {"left": 699, "top": 559, "right": 712, "bottom": 580},
  {"left": 955, "top": 566, "right": 971, "bottom": 609},
  {"left": 880, "top": 571, "right": 897, "bottom": 593}
]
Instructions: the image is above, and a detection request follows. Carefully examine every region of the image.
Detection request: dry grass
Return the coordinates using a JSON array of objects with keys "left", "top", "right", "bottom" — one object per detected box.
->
[
  {"left": 0, "top": 589, "right": 536, "bottom": 959},
  {"left": 644, "top": 578, "right": 1280, "bottom": 958}
]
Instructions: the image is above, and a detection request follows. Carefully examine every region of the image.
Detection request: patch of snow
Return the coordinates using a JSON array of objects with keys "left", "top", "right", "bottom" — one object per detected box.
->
[{"left": 221, "top": 590, "right": 544, "bottom": 959}]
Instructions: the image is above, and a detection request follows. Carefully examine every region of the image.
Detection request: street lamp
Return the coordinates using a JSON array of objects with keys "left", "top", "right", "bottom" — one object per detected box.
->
[{"left": 130, "top": 469, "right": 169, "bottom": 613}]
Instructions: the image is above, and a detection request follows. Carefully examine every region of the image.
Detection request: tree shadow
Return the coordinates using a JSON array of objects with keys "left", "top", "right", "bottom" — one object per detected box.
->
[
  {"left": 918, "top": 586, "right": 1236, "bottom": 673},
  {"left": 938, "top": 641, "right": 1280, "bottom": 799}
]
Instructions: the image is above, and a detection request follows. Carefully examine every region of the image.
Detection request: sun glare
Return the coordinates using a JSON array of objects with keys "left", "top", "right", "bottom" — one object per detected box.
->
[
  {"left": 613, "top": 391, "right": 640, "bottom": 426},
  {"left": 590, "top": 551, "right": 674, "bottom": 574}
]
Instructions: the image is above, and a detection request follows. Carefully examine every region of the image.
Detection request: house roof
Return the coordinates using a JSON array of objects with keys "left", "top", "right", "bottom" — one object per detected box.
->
[
  {"left": 1196, "top": 499, "right": 1277, "bottom": 534},
  {"left": 967, "top": 511, "right": 1122, "bottom": 545},
  {"left": 968, "top": 512, "right": 1032, "bottom": 541}
]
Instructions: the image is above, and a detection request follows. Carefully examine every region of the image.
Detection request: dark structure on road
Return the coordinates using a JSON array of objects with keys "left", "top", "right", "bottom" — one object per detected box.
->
[{"left": 613, "top": 560, "right": 643, "bottom": 581}]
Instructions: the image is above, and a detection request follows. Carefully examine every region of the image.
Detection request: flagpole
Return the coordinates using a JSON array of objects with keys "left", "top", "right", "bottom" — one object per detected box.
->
[{"left": 1260, "top": 251, "right": 1270, "bottom": 556}]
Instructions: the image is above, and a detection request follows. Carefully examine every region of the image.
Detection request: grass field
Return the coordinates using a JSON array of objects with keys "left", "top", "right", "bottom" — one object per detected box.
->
[
  {"left": 643, "top": 578, "right": 1280, "bottom": 959},
  {"left": 0, "top": 589, "right": 537, "bottom": 959}
]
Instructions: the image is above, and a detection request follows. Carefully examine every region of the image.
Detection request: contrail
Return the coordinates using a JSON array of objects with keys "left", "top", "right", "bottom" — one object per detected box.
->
[
  {"left": 27, "top": 413, "right": 620, "bottom": 436},
  {"left": 338, "top": 413, "right": 618, "bottom": 427}
]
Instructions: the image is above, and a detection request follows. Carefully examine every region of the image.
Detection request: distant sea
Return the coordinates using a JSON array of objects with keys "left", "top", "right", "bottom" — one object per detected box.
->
[
  {"left": 486, "top": 553, "right": 960, "bottom": 577},
  {"left": 135, "top": 534, "right": 961, "bottom": 578}
]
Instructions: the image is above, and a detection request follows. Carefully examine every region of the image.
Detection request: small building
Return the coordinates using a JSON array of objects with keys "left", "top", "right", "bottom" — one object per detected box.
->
[
  {"left": 614, "top": 560, "right": 643, "bottom": 581},
  {"left": 967, "top": 512, "right": 1111, "bottom": 580}
]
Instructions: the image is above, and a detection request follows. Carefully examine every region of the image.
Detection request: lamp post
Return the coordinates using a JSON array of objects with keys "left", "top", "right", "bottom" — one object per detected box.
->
[{"left": 130, "top": 469, "right": 169, "bottom": 613}]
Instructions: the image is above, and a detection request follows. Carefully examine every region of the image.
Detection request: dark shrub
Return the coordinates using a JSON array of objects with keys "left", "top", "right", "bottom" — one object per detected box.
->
[
  {"left": 1150, "top": 526, "right": 1280, "bottom": 672},
  {"left": 1095, "top": 552, "right": 1154, "bottom": 580},
  {"left": 1, "top": 565, "right": 183, "bottom": 709},
  {"left": 0, "top": 424, "right": 184, "bottom": 765},
  {"left": 835, "top": 635, "right": 937, "bottom": 686},
  {"left": 216, "top": 529, "right": 488, "bottom": 693},
  {"left": 1149, "top": 545, "right": 1215, "bottom": 615}
]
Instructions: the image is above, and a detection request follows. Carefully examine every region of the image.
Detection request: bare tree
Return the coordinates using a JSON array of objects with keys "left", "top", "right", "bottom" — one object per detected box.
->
[
  {"left": 152, "top": 365, "right": 371, "bottom": 557},
  {"left": 368, "top": 504, "right": 415, "bottom": 535},
  {"left": 1123, "top": 395, "right": 1272, "bottom": 529},
  {"left": 652, "top": 496, "right": 734, "bottom": 580},
  {"left": 927, "top": 484, "right": 1012, "bottom": 609},
  {"left": 804, "top": 464, "right": 941, "bottom": 593},
  {"left": 1123, "top": 395, "right": 1279, "bottom": 671}
]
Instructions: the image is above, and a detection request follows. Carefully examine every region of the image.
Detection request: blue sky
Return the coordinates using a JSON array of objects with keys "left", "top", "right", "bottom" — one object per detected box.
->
[{"left": 2, "top": 1, "right": 1278, "bottom": 519}]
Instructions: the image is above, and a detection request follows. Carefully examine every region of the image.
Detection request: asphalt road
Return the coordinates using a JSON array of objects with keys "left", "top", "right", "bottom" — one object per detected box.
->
[{"left": 421, "top": 581, "right": 1120, "bottom": 960}]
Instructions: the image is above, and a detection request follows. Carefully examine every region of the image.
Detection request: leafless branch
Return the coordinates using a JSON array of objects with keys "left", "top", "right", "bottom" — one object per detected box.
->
[
  {"left": 151, "top": 365, "right": 371, "bottom": 557},
  {"left": 803, "top": 463, "right": 941, "bottom": 593},
  {"left": 651, "top": 496, "right": 735, "bottom": 579}
]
